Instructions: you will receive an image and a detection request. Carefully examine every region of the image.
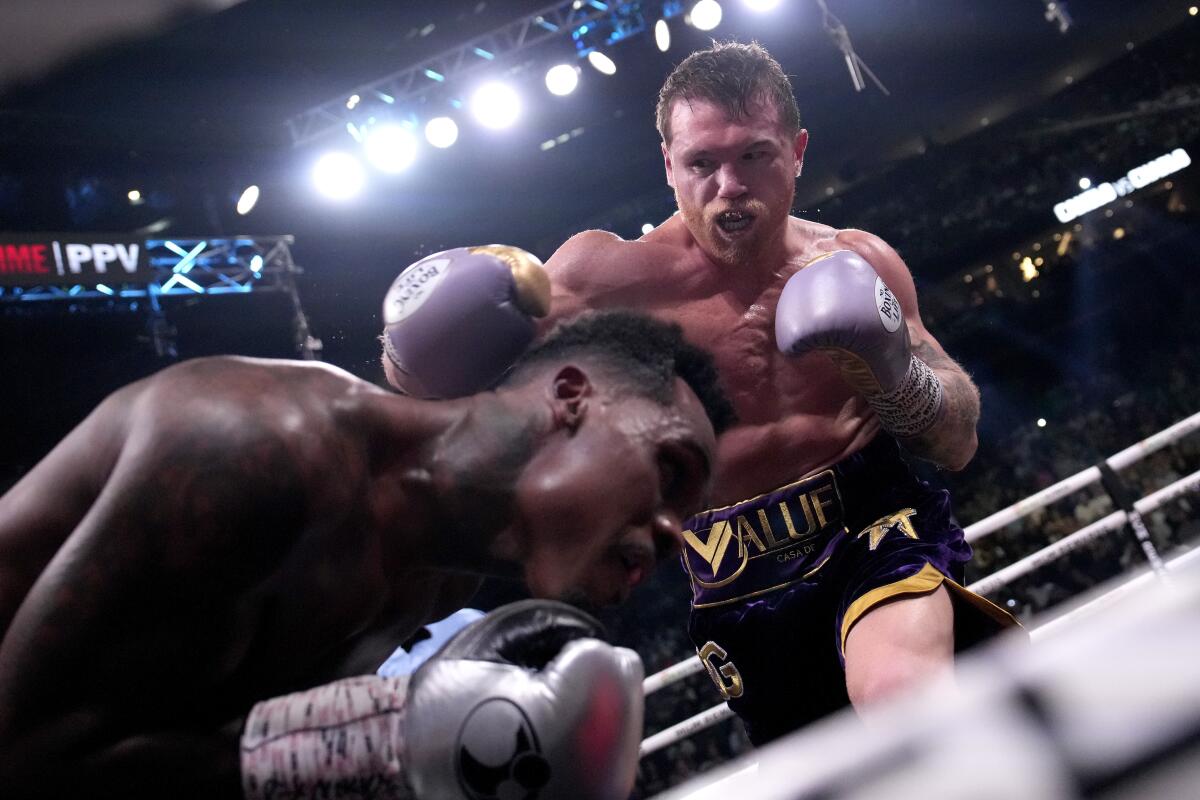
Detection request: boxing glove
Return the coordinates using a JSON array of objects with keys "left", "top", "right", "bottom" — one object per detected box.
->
[
  {"left": 382, "top": 245, "right": 551, "bottom": 399},
  {"left": 406, "top": 600, "right": 643, "bottom": 800},
  {"left": 775, "top": 249, "right": 943, "bottom": 438},
  {"left": 241, "top": 601, "right": 643, "bottom": 800}
]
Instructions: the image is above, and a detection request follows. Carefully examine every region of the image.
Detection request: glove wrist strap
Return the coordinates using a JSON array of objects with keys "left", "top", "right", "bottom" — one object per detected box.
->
[
  {"left": 867, "top": 355, "right": 944, "bottom": 439},
  {"left": 241, "top": 675, "right": 415, "bottom": 800}
]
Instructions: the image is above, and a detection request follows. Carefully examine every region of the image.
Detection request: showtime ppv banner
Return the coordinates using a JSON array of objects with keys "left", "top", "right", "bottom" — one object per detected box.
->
[{"left": 0, "top": 235, "right": 152, "bottom": 287}]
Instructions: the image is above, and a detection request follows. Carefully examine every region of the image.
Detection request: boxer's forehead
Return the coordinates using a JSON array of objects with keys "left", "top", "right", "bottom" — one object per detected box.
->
[{"left": 667, "top": 96, "right": 788, "bottom": 157}]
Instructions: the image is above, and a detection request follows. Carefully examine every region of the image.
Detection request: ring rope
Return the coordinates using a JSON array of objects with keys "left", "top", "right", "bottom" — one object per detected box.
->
[
  {"left": 968, "top": 467, "right": 1200, "bottom": 596},
  {"left": 639, "top": 540, "right": 1200, "bottom": 758},
  {"left": 965, "top": 410, "right": 1200, "bottom": 544}
]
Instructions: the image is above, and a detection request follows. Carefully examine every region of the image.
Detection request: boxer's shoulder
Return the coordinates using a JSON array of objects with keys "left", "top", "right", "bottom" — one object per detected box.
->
[{"left": 547, "top": 223, "right": 710, "bottom": 311}]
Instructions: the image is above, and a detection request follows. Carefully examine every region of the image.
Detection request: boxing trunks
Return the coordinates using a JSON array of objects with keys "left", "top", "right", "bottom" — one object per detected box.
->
[{"left": 682, "top": 434, "right": 1019, "bottom": 745}]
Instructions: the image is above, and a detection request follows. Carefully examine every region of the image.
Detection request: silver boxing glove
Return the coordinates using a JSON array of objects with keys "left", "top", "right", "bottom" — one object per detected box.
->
[{"left": 406, "top": 600, "right": 644, "bottom": 800}]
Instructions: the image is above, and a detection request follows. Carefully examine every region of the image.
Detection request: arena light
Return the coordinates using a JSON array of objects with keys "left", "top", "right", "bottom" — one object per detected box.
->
[
  {"left": 425, "top": 116, "right": 459, "bottom": 148},
  {"left": 127, "top": 189, "right": 144, "bottom": 205},
  {"left": 1078, "top": 177, "right": 1092, "bottom": 190},
  {"left": 587, "top": 50, "right": 617, "bottom": 76},
  {"left": 1037, "top": 418, "right": 1047, "bottom": 428},
  {"left": 655, "top": 19, "right": 671, "bottom": 52},
  {"left": 364, "top": 124, "right": 419, "bottom": 173},
  {"left": 470, "top": 82, "right": 521, "bottom": 129},
  {"left": 641, "top": 223, "right": 655, "bottom": 235},
  {"left": 690, "top": 0, "right": 723, "bottom": 31},
  {"left": 312, "top": 151, "right": 366, "bottom": 200},
  {"left": 545, "top": 63, "right": 580, "bottom": 96},
  {"left": 236, "top": 185, "right": 260, "bottom": 215},
  {"left": 1053, "top": 148, "right": 1191, "bottom": 222}
]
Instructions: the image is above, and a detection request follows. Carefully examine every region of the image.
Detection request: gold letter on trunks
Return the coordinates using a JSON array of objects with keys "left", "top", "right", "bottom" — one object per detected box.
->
[
  {"left": 698, "top": 641, "right": 744, "bottom": 700},
  {"left": 856, "top": 508, "right": 919, "bottom": 551}
]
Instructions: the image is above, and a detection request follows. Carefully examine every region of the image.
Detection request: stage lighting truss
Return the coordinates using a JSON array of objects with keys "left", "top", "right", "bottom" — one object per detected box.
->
[
  {"left": 0, "top": 237, "right": 299, "bottom": 305},
  {"left": 287, "top": 2, "right": 689, "bottom": 149}
]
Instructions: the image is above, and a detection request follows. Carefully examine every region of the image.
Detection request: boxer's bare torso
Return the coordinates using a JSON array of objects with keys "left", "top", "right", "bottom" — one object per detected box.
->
[
  {"left": 549, "top": 215, "right": 911, "bottom": 505},
  {"left": 0, "top": 358, "right": 477, "bottom": 751}
]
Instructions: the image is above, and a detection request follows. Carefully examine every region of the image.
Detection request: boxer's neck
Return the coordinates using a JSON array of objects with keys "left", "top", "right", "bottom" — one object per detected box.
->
[{"left": 391, "top": 392, "right": 540, "bottom": 576}]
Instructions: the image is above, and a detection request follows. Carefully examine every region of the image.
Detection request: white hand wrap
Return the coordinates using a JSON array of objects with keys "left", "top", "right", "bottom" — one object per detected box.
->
[
  {"left": 867, "top": 355, "right": 945, "bottom": 439},
  {"left": 240, "top": 675, "right": 414, "bottom": 800}
]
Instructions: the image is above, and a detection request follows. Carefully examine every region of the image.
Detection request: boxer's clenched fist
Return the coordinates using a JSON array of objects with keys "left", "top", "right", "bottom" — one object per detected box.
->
[
  {"left": 241, "top": 601, "right": 644, "bottom": 800},
  {"left": 775, "top": 249, "right": 943, "bottom": 438},
  {"left": 382, "top": 245, "right": 551, "bottom": 399}
]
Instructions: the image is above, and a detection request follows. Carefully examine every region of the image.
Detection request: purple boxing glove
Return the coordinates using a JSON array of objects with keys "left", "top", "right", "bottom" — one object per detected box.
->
[
  {"left": 382, "top": 245, "right": 551, "bottom": 399},
  {"left": 775, "top": 249, "right": 943, "bottom": 438}
]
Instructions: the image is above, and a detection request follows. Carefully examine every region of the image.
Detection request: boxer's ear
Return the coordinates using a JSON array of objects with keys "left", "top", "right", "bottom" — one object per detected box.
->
[{"left": 551, "top": 365, "right": 591, "bottom": 432}]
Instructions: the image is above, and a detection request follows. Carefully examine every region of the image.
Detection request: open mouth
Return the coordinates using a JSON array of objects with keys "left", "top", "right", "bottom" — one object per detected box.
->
[{"left": 716, "top": 210, "right": 754, "bottom": 234}]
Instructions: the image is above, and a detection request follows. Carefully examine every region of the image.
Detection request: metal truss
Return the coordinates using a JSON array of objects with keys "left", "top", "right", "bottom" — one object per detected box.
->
[
  {"left": 0, "top": 236, "right": 321, "bottom": 359},
  {"left": 285, "top": 1, "right": 642, "bottom": 148}
]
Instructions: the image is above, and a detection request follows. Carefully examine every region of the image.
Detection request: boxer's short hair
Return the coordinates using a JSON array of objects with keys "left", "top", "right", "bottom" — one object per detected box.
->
[
  {"left": 656, "top": 40, "right": 801, "bottom": 145},
  {"left": 511, "top": 310, "right": 736, "bottom": 434}
]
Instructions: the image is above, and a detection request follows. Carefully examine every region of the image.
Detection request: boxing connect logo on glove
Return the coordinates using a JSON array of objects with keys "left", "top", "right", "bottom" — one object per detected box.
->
[
  {"left": 384, "top": 257, "right": 452, "bottom": 323},
  {"left": 456, "top": 698, "right": 551, "bottom": 800},
  {"left": 875, "top": 277, "right": 903, "bottom": 333}
]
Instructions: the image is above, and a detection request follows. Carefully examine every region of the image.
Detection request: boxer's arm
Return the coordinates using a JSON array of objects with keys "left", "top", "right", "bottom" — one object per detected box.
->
[
  {"left": 0, "top": 397, "right": 308, "bottom": 796},
  {"left": 836, "top": 229, "right": 980, "bottom": 470},
  {"left": 541, "top": 229, "right": 626, "bottom": 331}
]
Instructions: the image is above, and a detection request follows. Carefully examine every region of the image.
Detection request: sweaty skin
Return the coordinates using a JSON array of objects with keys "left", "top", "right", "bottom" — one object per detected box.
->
[
  {"left": 546, "top": 99, "right": 978, "bottom": 506},
  {"left": 0, "top": 355, "right": 713, "bottom": 797}
]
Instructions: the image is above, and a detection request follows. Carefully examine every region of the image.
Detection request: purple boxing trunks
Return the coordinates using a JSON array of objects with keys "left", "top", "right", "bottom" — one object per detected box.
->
[{"left": 682, "top": 434, "right": 1018, "bottom": 744}]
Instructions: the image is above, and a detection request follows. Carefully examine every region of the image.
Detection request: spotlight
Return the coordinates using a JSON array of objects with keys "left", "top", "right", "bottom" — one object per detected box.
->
[
  {"left": 545, "top": 64, "right": 580, "bottom": 96},
  {"left": 236, "top": 185, "right": 260, "bottom": 215},
  {"left": 587, "top": 51, "right": 617, "bottom": 75},
  {"left": 690, "top": 0, "right": 723, "bottom": 31},
  {"left": 470, "top": 82, "right": 521, "bottom": 129},
  {"left": 655, "top": 19, "right": 671, "bottom": 52},
  {"left": 1078, "top": 177, "right": 1092, "bottom": 189},
  {"left": 745, "top": 0, "right": 780, "bottom": 9},
  {"left": 312, "top": 151, "right": 366, "bottom": 200},
  {"left": 364, "top": 124, "right": 419, "bottom": 173},
  {"left": 1037, "top": 418, "right": 1047, "bottom": 428},
  {"left": 127, "top": 189, "right": 144, "bottom": 205},
  {"left": 641, "top": 223, "right": 655, "bottom": 235},
  {"left": 425, "top": 116, "right": 459, "bottom": 148}
]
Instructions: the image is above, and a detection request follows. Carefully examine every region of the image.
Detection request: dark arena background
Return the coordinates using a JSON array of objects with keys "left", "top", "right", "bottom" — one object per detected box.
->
[{"left": 1, "top": 2, "right": 1198, "bottom": 797}]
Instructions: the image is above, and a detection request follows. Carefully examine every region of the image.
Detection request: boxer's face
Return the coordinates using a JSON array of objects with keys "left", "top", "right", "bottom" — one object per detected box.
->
[
  {"left": 514, "top": 375, "right": 715, "bottom": 606},
  {"left": 662, "top": 96, "right": 807, "bottom": 268}
]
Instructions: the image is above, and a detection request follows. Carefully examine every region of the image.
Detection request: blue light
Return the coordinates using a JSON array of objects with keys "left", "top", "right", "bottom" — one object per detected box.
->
[
  {"left": 375, "top": 90, "right": 395, "bottom": 104},
  {"left": 424, "top": 69, "right": 445, "bottom": 82},
  {"left": 97, "top": 284, "right": 114, "bottom": 295},
  {"left": 588, "top": 0, "right": 608, "bottom": 9},
  {"left": 473, "top": 47, "right": 494, "bottom": 60},
  {"left": 250, "top": 255, "right": 264, "bottom": 274}
]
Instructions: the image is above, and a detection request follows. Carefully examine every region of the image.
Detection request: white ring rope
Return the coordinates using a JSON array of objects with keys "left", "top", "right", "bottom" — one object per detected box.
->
[
  {"left": 638, "top": 410, "right": 1200, "bottom": 758},
  {"left": 965, "top": 409, "right": 1200, "bottom": 543},
  {"left": 640, "top": 541, "right": 1200, "bottom": 758},
  {"left": 968, "top": 467, "right": 1200, "bottom": 595}
]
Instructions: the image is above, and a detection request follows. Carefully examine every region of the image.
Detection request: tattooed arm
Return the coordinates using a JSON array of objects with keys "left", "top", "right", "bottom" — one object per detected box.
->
[{"left": 836, "top": 229, "right": 981, "bottom": 470}]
